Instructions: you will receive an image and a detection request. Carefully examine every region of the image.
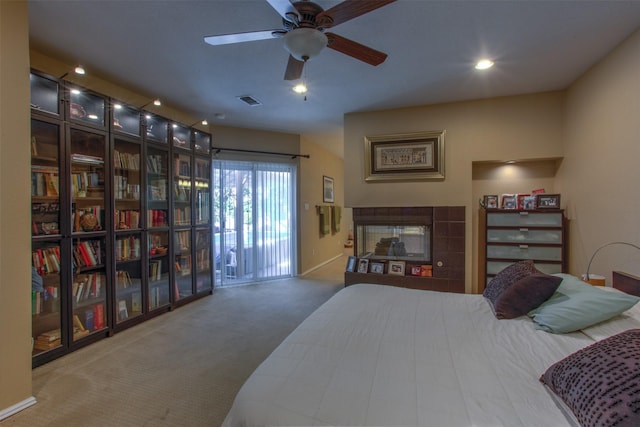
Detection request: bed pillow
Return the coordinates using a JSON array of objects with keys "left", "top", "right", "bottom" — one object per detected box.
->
[
  {"left": 483, "top": 260, "right": 538, "bottom": 313},
  {"left": 493, "top": 272, "right": 562, "bottom": 319},
  {"left": 540, "top": 329, "right": 640, "bottom": 427},
  {"left": 528, "top": 274, "right": 640, "bottom": 333}
]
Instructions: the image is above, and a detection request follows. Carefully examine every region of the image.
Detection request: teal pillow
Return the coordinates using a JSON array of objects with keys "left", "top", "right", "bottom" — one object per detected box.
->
[{"left": 528, "top": 274, "right": 640, "bottom": 333}]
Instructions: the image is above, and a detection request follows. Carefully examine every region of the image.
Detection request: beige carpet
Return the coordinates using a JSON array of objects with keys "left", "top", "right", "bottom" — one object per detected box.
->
[{"left": 2, "top": 257, "right": 346, "bottom": 427}]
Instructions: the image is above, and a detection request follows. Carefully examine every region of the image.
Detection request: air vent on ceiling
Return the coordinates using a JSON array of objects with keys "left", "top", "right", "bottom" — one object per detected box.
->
[{"left": 237, "top": 95, "right": 262, "bottom": 106}]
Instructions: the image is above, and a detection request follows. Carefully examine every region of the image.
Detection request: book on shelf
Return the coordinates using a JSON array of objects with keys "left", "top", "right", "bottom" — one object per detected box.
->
[
  {"left": 71, "top": 153, "right": 104, "bottom": 164},
  {"left": 93, "top": 303, "right": 105, "bottom": 330},
  {"left": 149, "top": 260, "right": 163, "bottom": 281},
  {"left": 118, "top": 300, "right": 128, "bottom": 321},
  {"left": 34, "top": 328, "right": 62, "bottom": 351},
  {"left": 84, "top": 309, "right": 94, "bottom": 331},
  {"left": 113, "top": 150, "right": 140, "bottom": 170},
  {"left": 73, "top": 314, "right": 86, "bottom": 332},
  {"left": 116, "top": 270, "right": 132, "bottom": 288},
  {"left": 131, "top": 292, "right": 142, "bottom": 313}
]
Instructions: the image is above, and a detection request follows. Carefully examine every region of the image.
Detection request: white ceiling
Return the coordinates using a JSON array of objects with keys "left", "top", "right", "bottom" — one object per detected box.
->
[{"left": 28, "top": 1, "right": 640, "bottom": 158}]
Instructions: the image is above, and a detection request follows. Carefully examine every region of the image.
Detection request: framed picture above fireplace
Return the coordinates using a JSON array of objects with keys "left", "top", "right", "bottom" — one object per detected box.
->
[{"left": 364, "top": 130, "right": 445, "bottom": 182}]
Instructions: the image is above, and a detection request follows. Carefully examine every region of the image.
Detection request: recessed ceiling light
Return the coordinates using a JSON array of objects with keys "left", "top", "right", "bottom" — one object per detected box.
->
[{"left": 475, "top": 59, "right": 494, "bottom": 70}]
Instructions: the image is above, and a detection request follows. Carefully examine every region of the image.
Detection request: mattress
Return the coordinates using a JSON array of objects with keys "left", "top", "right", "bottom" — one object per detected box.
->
[{"left": 223, "top": 283, "right": 627, "bottom": 426}]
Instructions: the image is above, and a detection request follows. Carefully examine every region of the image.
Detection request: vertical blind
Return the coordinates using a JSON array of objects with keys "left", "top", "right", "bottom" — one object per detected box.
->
[{"left": 213, "top": 160, "right": 296, "bottom": 285}]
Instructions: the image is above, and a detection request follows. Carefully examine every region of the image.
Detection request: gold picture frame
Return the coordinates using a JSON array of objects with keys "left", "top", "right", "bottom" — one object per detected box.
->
[{"left": 364, "top": 130, "right": 445, "bottom": 182}]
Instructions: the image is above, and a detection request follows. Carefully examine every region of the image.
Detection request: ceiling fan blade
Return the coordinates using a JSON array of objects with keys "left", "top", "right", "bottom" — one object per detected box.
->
[
  {"left": 284, "top": 55, "right": 305, "bottom": 80},
  {"left": 325, "top": 33, "right": 388, "bottom": 66},
  {"left": 318, "top": 0, "right": 397, "bottom": 28},
  {"left": 204, "top": 30, "right": 281, "bottom": 46},
  {"left": 266, "top": 0, "right": 299, "bottom": 22}
]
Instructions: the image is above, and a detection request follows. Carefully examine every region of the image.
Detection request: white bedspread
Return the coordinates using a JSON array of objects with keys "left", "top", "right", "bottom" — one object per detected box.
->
[{"left": 222, "top": 284, "right": 597, "bottom": 426}]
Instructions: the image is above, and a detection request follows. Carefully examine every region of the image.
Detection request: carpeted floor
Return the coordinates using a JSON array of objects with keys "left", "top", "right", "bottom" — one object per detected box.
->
[{"left": 2, "top": 257, "right": 346, "bottom": 427}]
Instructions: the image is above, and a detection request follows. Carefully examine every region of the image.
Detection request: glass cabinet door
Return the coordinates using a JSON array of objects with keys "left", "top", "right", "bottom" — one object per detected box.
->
[
  {"left": 72, "top": 236, "right": 107, "bottom": 340},
  {"left": 148, "top": 231, "right": 170, "bottom": 310},
  {"left": 194, "top": 130, "right": 210, "bottom": 155},
  {"left": 174, "top": 229, "right": 192, "bottom": 300},
  {"left": 114, "top": 138, "right": 141, "bottom": 231},
  {"left": 194, "top": 157, "right": 210, "bottom": 225},
  {"left": 144, "top": 113, "right": 168, "bottom": 145},
  {"left": 31, "top": 119, "right": 61, "bottom": 237},
  {"left": 147, "top": 146, "right": 169, "bottom": 228},
  {"left": 147, "top": 145, "right": 171, "bottom": 310},
  {"left": 31, "top": 117, "right": 64, "bottom": 355},
  {"left": 70, "top": 128, "right": 106, "bottom": 234},
  {"left": 68, "top": 87, "right": 106, "bottom": 128},
  {"left": 195, "top": 228, "right": 212, "bottom": 293},
  {"left": 172, "top": 123, "right": 191, "bottom": 149},
  {"left": 173, "top": 153, "right": 191, "bottom": 226},
  {"left": 30, "top": 72, "right": 60, "bottom": 116},
  {"left": 114, "top": 233, "right": 143, "bottom": 323},
  {"left": 112, "top": 103, "right": 141, "bottom": 136},
  {"left": 32, "top": 241, "right": 63, "bottom": 354}
]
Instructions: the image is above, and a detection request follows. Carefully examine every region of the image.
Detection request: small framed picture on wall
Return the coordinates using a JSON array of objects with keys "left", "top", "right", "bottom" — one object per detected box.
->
[{"left": 323, "top": 175, "right": 335, "bottom": 203}]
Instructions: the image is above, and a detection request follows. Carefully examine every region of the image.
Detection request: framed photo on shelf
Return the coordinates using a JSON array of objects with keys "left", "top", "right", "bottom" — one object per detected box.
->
[
  {"left": 357, "top": 258, "right": 369, "bottom": 273},
  {"left": 345, "top": 256, "right": 357, "bottom": 272},
  {"left": 536, "top": 193, "right": 561, "bottom": 209},
  {"left": 483, "top": 195, "right": 499, "bottom": 209},
  {"left": 364, "top": 130, "right": 445, "bottom": 182},
  {"left": 322, "top": 175, "right": 334, "bottom": 203},
  {"left": 388, "top": 260, "right": 406, "bottom": 276},
  {"left": 501, "top": 194, "right": 517, "bottom": 209},
  {"left": 409, "top": 265, "right": 422, "bottom": 276},
  {"left": 370, "top": 262, "right": 385, "bottom": 274},
  {"left": 516, "top": 194, "right": 529, "bottom": 210},
  {"left": 522, "top": 195, "right": 536, "bottom": 210}
]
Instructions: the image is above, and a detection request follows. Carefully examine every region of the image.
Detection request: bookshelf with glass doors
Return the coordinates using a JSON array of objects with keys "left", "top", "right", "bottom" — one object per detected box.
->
[{"left": 29, "top": 70, "right": 213, "bottom": 367}]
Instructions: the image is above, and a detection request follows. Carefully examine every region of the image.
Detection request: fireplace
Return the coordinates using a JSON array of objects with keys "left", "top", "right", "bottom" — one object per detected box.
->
[{"left": 347, "top": 206, "right": 465, "bottom": 293}]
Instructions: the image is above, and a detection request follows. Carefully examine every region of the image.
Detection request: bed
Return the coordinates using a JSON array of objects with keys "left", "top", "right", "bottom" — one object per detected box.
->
[{"left": 222, "top": 267, "right": 640, "bottom": 427}]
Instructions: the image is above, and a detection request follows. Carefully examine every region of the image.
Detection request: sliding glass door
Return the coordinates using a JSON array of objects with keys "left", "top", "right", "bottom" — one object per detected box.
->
[{"left": 213, "top": 160, "right": 296, "bottom": 286}]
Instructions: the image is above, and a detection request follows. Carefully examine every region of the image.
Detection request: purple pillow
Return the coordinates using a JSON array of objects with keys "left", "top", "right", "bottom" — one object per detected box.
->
[
  {"left": 483, "top": 260, "right": 537, "bottom": 313},
  {"left": 494, "top": 273, "right": 562, "bottom": 319},
  {"left": 541, "top": 329, "right": 640, "bottom": 427}
]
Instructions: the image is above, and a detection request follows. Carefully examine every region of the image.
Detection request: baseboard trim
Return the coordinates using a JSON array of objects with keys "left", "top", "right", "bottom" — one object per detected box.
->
[
  {"left": 0, "top": 396, "right": 37, "bottom": 421},
  {"left": 300, "top": 253, "right": 343, "bottom": 276}
]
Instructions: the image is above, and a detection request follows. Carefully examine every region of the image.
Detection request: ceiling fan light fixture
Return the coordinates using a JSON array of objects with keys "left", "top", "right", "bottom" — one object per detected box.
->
[
  {"left": 475, "top": 59, "right": 494, "bottom": 70},
  {"left": 283, "top": 28, "right": 328, "bottom": 61},
  {"left": 293, "top": 83, "right": 308, "bottom": 94}
]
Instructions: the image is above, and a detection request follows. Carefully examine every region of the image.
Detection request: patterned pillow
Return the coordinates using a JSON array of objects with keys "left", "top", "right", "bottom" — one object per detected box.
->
[
  {"left": 540, "top": 329, "right": 640, "bottom": 427},
  {"left": 483, "top": 260, "right": 537, "bottom": 313},
  {"left": 493, "top": 272, "right": 562, "bottom": 319}
]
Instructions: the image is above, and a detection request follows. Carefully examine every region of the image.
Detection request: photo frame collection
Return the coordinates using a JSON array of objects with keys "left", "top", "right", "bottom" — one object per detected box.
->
[
  {"left": 483, "top": 191, "right": 561, "bottom": 210},
  {"left": 346, "top": 256, "right": 419, "bottom": 277}
]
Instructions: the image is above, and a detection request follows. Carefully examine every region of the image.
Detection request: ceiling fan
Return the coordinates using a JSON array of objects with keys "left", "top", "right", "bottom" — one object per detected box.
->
[{"left": 204, "top": 0, "right": 397, "bottom": 80}]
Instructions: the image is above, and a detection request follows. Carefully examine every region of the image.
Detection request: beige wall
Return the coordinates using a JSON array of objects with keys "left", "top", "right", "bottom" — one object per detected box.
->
[
  {"left": 0, "top": 0, "right": 36, "bottom": 418},
  {"left": 344, "top": 92, "right": 565, "bottom": 292},
  {"left": 557, "top": 28, "right": 640, "bottom": 282},
  {"left": 299, "top": 136, "right": 352, "bottom": 274}
]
